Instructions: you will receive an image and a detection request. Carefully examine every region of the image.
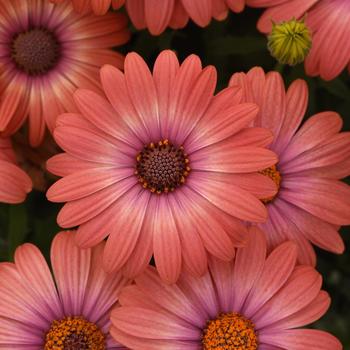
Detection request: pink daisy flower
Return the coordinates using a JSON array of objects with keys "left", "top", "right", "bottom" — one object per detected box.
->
[
  {"left": 0, "top": 0, "right": 130, "bottom": 147},
  {"left": 229, "top": 67, "right": 350, "bottom": 265},
  {"left": 110, "top": 227, "right": 342, "bottom": 350},
  {"left": 118, "top": 0, "right": 245, "bottom": 36},
  {"left": 0, "top": 137, "right": 32, "bottom": 203},
  {"left": 47, "top": 50, "right": 278, "bottom": 284},
  {"left": 50, "top": 0, "right": 124, "bottom": 15},
  {"left": 247, "top": 0, "right": 350, "bottom": 80},
  {"left": 0, "top": 230, "right": 130, "bottom": 349}
]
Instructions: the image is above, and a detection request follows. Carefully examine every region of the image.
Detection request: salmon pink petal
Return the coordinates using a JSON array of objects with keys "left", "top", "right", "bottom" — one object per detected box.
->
[
  {"left": 100, "top": 64, "right": 150, "bottom": 143},
  {"left": 125, "top": 0, "right": 146, "bottom": 30},
  {"left": 256, "top": 0, "right": 318, "bottom": 33},
  {"left": 273, "top": 79, "right": 308, "bottom": 154},
  {"left": 275, "top": 198, "right": 345, "bottom": 254},
  {"left": 188, "top": 172, "right": 268, "bottom": 223},
  {"left": 152, "top": 196, "right": 182, "bottom": 284},
  {"left": 281, "top": 177, "right": 350, "bottom": 225},
  {"left": 253, "top": 266, "right": 322, "bottom": 328},
  {"left": 265, "top": 290, "right": 330, "bottom": 330},
  {"left": 282, "top": 132, "right": 350, "bottom": 174},
  {"left": 182, "top": 0, "right": 212, "bottom": 27},
  {"left": 231, "top": 227, "right": 266, "bottom": 312},
  {"left": 136, "top": 269, "right": 206, "bottom": 327},
  {"left": 47, "top": 167, "right": 132, "bottom": 202},
  {"left": 168, "top": 193, "right": 208, "bottom": 277},
  {"left": 121, "top": 199, "right": 155, "bottom": 279},
  {"left": 46, "top": 153, "right": 102, "bottom": 177},
  {"left": 259, "top": 329, "right": 342, "bottom": 350},
  {"left": 144, "top": 0, "right": 175, "bottom": 35},
  {"left": 0, "top": 264, "right": 50, "bottom": 330},
  {"left": 229, "top": 127, "right": 274, "bottom": 148},
  {"left": 187, "top": 103, "right": 258, "bottom": 152},
  {"left": 153, "top": 50, "right": 180, "bottom": 138},
  {"left": 191, "top": 144, "right": 277, "bottom": 173},
  {"left": 125, "top": 52, "right": 161, "bottom": 141},
  {"left": 57, "top": 179, "right": 135, "bottom": 228},
  {"left": 14, "top": 244, "right": 63, "bottom": 320},
  {"left": 166, "top": 54, "right": 202, "bottom": 142},
  {"left": 82, "top": 242, "right": 129, "bottom": 323},
  {"left": 103, "top": 187, "right": 149, "bottom": 273},
  {"left": 175, "top": 66, "right": 217, "bottom": 146},
  {"left": 226, "top": 0, "right": 245, "bottom": 12},
  {"left": 280, "top": 112, "right": 343, "bottom": 164},
  {"left": 243, "top": 241, "right": 298, "bottom": 318},
  {"left": 91, "top": 0, "right": 111, "bottom": 14},
  {"left": 74, "top": 89, "right": 141, "bottom": 149},
  {"left": 51, "top": 231, "right": 91, "bottom": 316},
  {"left": 0, "top": 160, "right": 32, "bottom": 204},
  {"left": 112, "top": 306, "right": 200, "bottom": 340},
  {"left": 176, "top": 186, "right": 235, "bottom": 261}
]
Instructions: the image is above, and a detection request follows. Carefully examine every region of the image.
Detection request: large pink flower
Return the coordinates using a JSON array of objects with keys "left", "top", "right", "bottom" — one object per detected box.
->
[
  {"left": 0, "top": 0, "right": 130, "bottom": 147},
  {"left": 0, "top": 137, "right": 32, "bottom": 203},
  {"left": 118, "top": 0, "right": 245, "bottom": 35},
  {"left": 230, "top": 67, "right": 350, "bottom": 265},
  {"left": 247, "top": 0, "right": 350, "bottom": 80},
  {"left": 47, "top": 50, "right": 277, "bottom": 283},
  {"left": 50, "top": 0, "right": 124, "bottom": 15},
  {"left": 0, "top": 231, "right": 130, "bottom": 349},
  {"left": 110, "top": 227, "right": 341, "bottom": 350}
]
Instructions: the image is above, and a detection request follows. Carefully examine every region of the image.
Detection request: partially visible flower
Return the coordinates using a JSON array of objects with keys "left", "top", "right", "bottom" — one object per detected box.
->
[
  {"left": 110, "top": 227, "right": 342, "bottom": 350},
  {"left": 247, "top": 0, "right": 350, "bottom": 80},
  {"left": 230, "top": 67, "right": 350, "bottom": 265},
  {"left": 120, "top": 0, "right": 244, "bottom": 35},
  {"left": 0, "top": 137, "right": 32, "bottom": 203},
  {"left": 47, "top": 50, "right": 277, "bottom": 284},
  {"left": 268, "top": 18, "right": 312, "bottom": 66},
  {"left": 0, "top": 230, "right": 130, "bottom": 349},
  {"left": 12, "top": 132, "right": 60, "bottom": 192},
  {"left": 50, "top": 0, "right": 124, "bottom": 15},
  {"left": 0, "top": 0, "right": 130, "bottom": 147}
]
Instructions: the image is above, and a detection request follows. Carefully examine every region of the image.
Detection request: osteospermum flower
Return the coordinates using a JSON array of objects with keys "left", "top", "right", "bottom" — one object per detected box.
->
[
  {"left": 247, "top": 0, "right": 350, "bottom": 80},
  {"left": 0, "top": 137, "right": 32, "bottom": 203},
  {"left": 110, "top": 227, "right": 342, "bottom": 350},
  {"left": 50, "top": 0, "right": 124, "bottom": 15},
  {"left": 116, "top": 0, "right": 246, "bottom": 35},
  {"left": 0, "top": 0, "right": 130, "bottom": 147},
  {"left": 0, "top": 230, "right": 130, "bottom": 349},
  {"left": 47, "top": 50, "right": 278, "bottom": 283},
  {"left": 229, "top": 67, "right": 350, "bottom": 265}
]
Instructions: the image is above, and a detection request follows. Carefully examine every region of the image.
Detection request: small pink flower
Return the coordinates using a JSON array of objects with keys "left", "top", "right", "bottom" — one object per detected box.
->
[
  {"left": 47, "top": 50, "right": 277, "bottom": 284},
  {"left": 0, "top": 230, "right": 130, "bottom": 349},
  {"left": 0, "top": 0, "right": 130, "bottom": 147},
  {"left": 230, "top": 67, "right": 350, "bottom": 265},
  {"left": 247, "top": 0, "right": 350, "bottom": 80},
  {"left": 50, "top": 0, "right": 124, "bottom": 15},
  {"left": 110, "top": 227, "right": 342, "bottom": 350},
  {"left": 0, "top": 137, "right": 32, "bottom": 203}
]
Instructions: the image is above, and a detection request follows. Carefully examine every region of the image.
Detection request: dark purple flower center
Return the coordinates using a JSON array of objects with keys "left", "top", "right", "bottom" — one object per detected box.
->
[
  {"left": 135, "top": 139, "right": 191, "bottom": 194},
  {"left": 11, "top": 28, "right": 60, "bottom": 76}
]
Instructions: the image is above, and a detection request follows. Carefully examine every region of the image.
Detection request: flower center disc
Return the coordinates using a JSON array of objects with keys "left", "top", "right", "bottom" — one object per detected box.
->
[
  {"left": 11, "top": 28, "right": 60, "bottom": 75},
  {"left": 202, "top": 312, "right": 258, "bottom": 350},
  {"left": 135, "top": 139, "right": 191, "bottom": 194},
  {"left": 44, "top": 316, "right": 105, "bottom": 350},
  {"left": 259, "top": 165, "right": 281, "bottom": 204}
]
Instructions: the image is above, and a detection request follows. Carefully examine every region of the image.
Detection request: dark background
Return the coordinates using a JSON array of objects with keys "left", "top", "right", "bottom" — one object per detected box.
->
[{"left": 0, "top": 7, "right": 349, "bottom": 347}]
